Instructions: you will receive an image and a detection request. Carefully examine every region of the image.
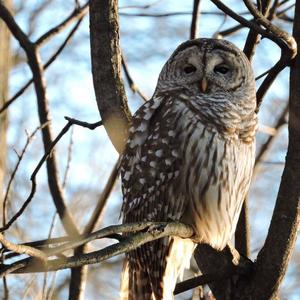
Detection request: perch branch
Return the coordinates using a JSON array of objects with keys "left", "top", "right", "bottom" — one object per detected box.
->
[{"left": 0, "top": 222, "right": 193, "bottom": 276}]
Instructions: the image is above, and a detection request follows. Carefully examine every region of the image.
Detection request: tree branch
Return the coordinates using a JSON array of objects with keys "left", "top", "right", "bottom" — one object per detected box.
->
[
  {"left": 35, "top": 1, "right": 88, "bottom": 46},
  {"left": 121, "top": 53, "right": 148, "bottom": 102},
  {"left": 190, "top": 0, "right": 201, "bottom": 39},
  {"left": 0, "top": 116, "right": 102, "bottom": 233},
  {"left": 0, "top": 222, "right": 193, "bottom": 276},
  {"left": 0, "top": 233, "right": 47, "bottom": 261},
  {"left": 0, "top": 1, "right": 80, "bottom": 236},
  {"left": 252, "top": 1, "right": 300, "bottom": 297},
  {"left": 90, "top": 0, "right": 132, "bottom": 154}
]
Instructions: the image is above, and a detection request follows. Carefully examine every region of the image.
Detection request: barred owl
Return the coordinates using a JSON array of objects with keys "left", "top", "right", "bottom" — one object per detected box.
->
[{"left": 120, "top": 38, "right": 257, "bottom": 300}]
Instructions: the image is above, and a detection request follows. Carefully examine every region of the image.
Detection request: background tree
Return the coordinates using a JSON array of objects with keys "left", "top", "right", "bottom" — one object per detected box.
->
[{"left": 0, "top": 0, "right": 299, "bottom": 299}]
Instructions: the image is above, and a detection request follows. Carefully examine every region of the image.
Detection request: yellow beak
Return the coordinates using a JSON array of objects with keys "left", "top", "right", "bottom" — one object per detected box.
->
[{"left": 200, "top": 78, "right": 208, "bottom": 93}]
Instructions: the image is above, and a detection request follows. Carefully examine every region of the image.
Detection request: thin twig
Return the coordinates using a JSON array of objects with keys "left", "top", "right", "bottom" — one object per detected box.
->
[
  {"left": 119, "top": 11, "right": 250, "bottom": 17},
  {"left": 121, "top": 53, "right": 148, "bottom": 102},
  {"left": 2, "top": 123, "right": 48, "bottom": 227},
  {"left": 0, "top": 118, "right": 102, "bottom": 232},
  {"left": 0, "top": 2, "right": 82, "bottom": 236},
  {"left": 253, "top": 103, "right": 288, "bottom": 177},
  {"left": 42, "top": 212, "right": 57, "bottom": 300},
  {"left": 119, "top": 0, "right": 162, "bottom": 10},
  {"left": 35, "top": 2, "right": 88, "bottom": 46}
]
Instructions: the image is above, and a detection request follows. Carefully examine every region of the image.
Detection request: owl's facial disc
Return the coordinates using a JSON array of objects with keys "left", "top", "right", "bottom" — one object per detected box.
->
[{"left": 205, "top": 49, "right": 245, "bottom": 92}]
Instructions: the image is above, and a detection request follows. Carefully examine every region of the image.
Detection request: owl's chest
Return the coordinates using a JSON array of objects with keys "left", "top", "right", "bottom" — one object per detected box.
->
[{"left": 172, "top": 113, "right": 255, "bottom": 248}]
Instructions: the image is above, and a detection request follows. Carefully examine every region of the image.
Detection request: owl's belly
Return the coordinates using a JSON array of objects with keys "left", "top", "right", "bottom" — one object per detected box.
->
[{"left": 178, "top": 125, "right": 255, "bottom": 250}]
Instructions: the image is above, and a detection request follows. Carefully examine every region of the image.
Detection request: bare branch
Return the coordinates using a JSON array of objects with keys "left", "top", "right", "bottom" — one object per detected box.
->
[
  {"left": 0, "top": 118, "right": 102, "bottom": 232},
  {"left": 0, "top": 222, "right": 193, "bottom": 276},
  {"left": 190, "top": 0, "right": 201, "bottom": 39},
  {"left": 90, "top": 0, "right": 132, "bottom": 153},
  {"left": 252, "top": 2, "right": 300, "bottom": 297},
  {"left": 253, "top": 103, "right": 288, "bottom": 177},
  {"left": 0, "top": 2, "right": 81, "bottom": 236},
  {"left": 35, "top": 2, "right": 88, "bottom": 46},
  {"left": 121, "top": 53, "right": 148, "bottom": 102},
  {"left": 0, "top": 233, "right": 47, "bottom": 261},
  {"left": 119, "top": 11, "right": 250, "bottom": 18},
  {"left": 2, "top": 124, "right": 47, "bottom": 227},
  {"left": 62, "top": 128, "right": 74, "bottom": 188}
]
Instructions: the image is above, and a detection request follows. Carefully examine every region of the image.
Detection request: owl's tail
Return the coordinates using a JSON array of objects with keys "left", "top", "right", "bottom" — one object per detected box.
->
[
  {"left": 120, "top": 237, "right": 195, "bottom": 300},
  {"left": 120, "top": 258, "right": 153, "bottom": 300}
]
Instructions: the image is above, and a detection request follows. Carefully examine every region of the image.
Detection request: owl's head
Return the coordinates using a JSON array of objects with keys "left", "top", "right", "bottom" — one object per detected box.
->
[{"left": 155, "top": 38, "right": 256, "bottom": 110}]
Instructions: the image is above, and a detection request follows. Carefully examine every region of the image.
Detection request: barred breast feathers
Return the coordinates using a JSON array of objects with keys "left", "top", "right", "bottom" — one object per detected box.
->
[{"left": 171, "top": 94, "right": 257, "bottom": 249}]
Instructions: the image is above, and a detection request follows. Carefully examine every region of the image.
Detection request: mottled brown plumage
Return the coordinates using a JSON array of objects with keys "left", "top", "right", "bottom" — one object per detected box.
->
[{"left": 120, "top": 38, "right": 257, "bottom": 300}]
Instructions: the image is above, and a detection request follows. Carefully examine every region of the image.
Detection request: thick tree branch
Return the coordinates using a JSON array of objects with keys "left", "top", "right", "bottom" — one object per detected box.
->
[
  {"left": 252, "top": 1, "right": 300, "bottom": 297},
  {"left": 0, "top": 2, "right": 79, "bottom": 236},
  {"left": 90, "top": 0, "right": 132, "bottom": 154},
  {"left": 72, "top": 0, "right": 131, "bottom": 296}
]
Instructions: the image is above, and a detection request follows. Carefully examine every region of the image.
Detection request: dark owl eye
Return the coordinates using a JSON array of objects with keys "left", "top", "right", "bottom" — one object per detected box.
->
[
  {"left": 214, "top": 65, "right": 229, "bottom": 74},
  {"left": 183, "top": 65, "right": 197, "bottom": 74}
]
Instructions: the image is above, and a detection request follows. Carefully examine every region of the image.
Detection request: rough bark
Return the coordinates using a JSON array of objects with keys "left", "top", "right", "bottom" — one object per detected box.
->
[
  {"left": 251, "top": 2, "right": 300, "bottom": 298},
  {"left": 90, "top": 0, "right": 131, "bottom": 154}
]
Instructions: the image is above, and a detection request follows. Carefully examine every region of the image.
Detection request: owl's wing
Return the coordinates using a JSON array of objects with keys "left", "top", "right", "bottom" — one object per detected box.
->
[
  {"left": 121, "top": 95, "right": 183, "bottom": 221},
  {"left": 120, "top": 95, "right": 190, "bottom": 299}
]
